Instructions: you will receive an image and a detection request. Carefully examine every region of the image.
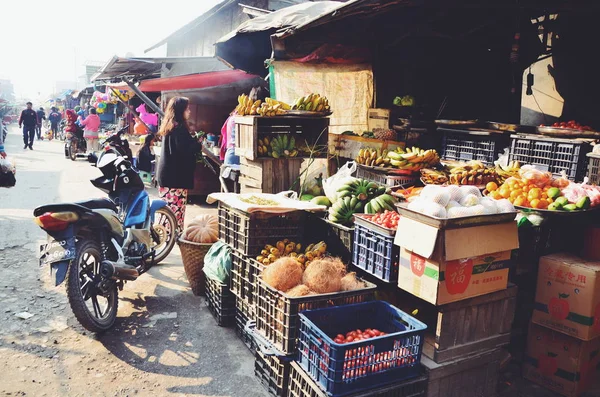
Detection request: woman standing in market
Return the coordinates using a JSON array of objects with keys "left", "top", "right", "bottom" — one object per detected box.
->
[
  {"left": 157, "top": 97, "right": 201, "bottom": 234},
  {"left": 80, "top": 108, "right": 101, "bottom": 153}
]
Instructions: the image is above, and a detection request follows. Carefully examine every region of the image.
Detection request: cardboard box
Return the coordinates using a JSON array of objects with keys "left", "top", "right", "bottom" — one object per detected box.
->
[
  {"left": 532, "top": 253, "right": 600, "bottom": 341},
  {"left": 395, "top": 218, "right": 518, "bottom": 305},
  {"left": 523, "top": 322, "right": 600, "bottom": 397},
  {"left": 367, "top": 108, "right": 390, "bottom": 131}
]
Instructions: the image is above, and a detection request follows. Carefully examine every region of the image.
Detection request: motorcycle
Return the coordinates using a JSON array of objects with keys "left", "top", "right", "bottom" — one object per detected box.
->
[
  {"left": 64, "top": 127, "right": 88, "bottom": 161},
  {"left": 99, "top": 126, "right": 133, "bottom": 160},
  {"left": 34, "top": 149, "right": 178, "bottom": 332}
]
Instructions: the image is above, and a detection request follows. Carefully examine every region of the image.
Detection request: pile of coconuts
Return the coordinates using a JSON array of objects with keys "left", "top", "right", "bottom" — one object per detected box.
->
[{"left": 262, "top": 256, "right": 367, "bottom": 296}]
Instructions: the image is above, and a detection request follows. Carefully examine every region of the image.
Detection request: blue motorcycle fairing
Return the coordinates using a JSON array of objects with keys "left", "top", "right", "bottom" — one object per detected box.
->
[
  {"left": 124, "top": 190, "right": 149, "bottom": 228},
  {"left": 150, "top": 200, "right": 168, "bottom": 222}
]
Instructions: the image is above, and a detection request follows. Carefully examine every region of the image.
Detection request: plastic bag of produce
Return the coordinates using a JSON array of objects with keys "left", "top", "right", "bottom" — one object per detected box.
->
[
  {"left": 519, "top": 165, "right": 551, "bottom": 187},
  {"left": 202, "top": 241, "right": 232, "bottom": 284},
  {"left": 323, "top": 161, "right": 357, "bottom": 203}
]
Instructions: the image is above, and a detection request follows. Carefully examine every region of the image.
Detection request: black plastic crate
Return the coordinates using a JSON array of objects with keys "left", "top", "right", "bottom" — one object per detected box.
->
[
  {"left": 307, "top": 215, "right": 354, "bottom": 263},
  {"left": 287, "top": 361, "right": 427, "bottom": 397},
  {"left": 508, "top": 134, "right": 592, "bottom": 180},
  {"left": 352, "top": 223, "right": 399, "bottom": 283},
  {"left": 255, "top": 350, "right": 293, "bottom": 397},
  {"left": 356, "top": 165, "right": 419, "bottom": 188},
  {"left": 205, "top": 277, "right": 236, "bottom": 327},
  {"left": 298, "top": 301, "right": 426, "bottom": 397},
  {"left": 440, "top": 128, "right": 509, "bottom": 166},
  {"left": 231, "top": 250, "right": 264, "bottom": 305},
  {"left": 255, "top": 279, "right": 377, "bottom": 355},
  {"left": 218, "top": 202, "right": 306, "bottom": 257},
  {"left": 236, "top": 297, "right": 257, "bottom": 352}
]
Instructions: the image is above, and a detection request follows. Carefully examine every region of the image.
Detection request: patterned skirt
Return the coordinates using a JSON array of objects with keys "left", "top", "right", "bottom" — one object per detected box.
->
[{"left": 158, "top": 187, "right": 188, "bottom": 234}]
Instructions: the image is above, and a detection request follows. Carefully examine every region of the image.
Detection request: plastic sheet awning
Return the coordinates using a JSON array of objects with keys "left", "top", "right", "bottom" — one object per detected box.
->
[{"left": 137, "top": 70, "right": 261, "bottom": 92}]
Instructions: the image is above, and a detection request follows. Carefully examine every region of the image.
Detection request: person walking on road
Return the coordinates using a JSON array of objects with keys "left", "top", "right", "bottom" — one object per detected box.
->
[
  {"left": 79, "top": 108, "right": 101, "bottom": 154},
  {"left": 0, "top": 119, "right": 6, "bottom": 158},
  {"left": 19, "top": 102, "right": 38, "bottom": 150},
  {"left": 35, "top": 107, "right": 46, "bottom": 141},
  {"left": 48, "top": 107, "right": 61, "bottom": 139},
  {"left": 157, "top": 97, "right": 201, "bottom": 233}
]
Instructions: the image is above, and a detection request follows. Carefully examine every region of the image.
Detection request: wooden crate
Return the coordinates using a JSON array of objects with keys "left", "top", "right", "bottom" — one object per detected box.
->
[
  {"left": 240, "top": 157, "right": 304, "bottom": 194},
  {"left": 235, "top": 116, "right": 330, "bottom": 161},
  {"left": 422, "top": 348, "right": 504, "bottom": 397},
  {"left": 423, "top": 284, "right": 518, "bottom": 364},
  {"left": 328, "top": 134, "right": 405, "bottom": 160}
]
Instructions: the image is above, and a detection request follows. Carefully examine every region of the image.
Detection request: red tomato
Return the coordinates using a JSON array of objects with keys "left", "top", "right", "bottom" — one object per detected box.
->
[
  {"left": 336, "top": 334, "right": 345, "bottom": 340},
  {"left": 372, "top": 329, "right": 381, "bottom": 336},
  {"left": 346, "top": 336, "right": 354, "bottom": 343}
]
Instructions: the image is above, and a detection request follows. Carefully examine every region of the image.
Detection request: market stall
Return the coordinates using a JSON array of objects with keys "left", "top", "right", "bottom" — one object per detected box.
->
[{"left": 190, "top": 0, "right": 600, "bottom": 396}]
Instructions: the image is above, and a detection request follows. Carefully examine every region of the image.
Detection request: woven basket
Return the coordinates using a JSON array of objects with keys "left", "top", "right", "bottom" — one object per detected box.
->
[{"left": 177, "top": 238, "right": 213, "bottom": 296}]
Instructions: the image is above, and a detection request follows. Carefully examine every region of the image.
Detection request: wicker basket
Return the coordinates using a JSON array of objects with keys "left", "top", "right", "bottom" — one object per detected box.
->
[{"left": 177, "top": 238, "right": 212, "bottom": 296}]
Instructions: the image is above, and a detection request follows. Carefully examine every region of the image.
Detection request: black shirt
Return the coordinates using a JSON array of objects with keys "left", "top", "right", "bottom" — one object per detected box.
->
[
  {"left": 157, "top": 126, "right": 201, "bottom": 189},
  {"left": 19, "top": 109, "right": 38, "bottom": 127}
]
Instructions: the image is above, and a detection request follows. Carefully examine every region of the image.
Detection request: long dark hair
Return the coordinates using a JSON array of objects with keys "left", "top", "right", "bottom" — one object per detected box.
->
[{"left": 159, "top": 97, "right": 189, "bottom": 136}]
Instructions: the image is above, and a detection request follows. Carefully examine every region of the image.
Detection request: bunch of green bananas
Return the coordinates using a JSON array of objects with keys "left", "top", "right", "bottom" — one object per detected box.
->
[
  {"left": 293, "top": 93, "right": 331, "bottom": 112},
  {"left": 337, "top": 179, "right": 383, "bottom": 202},
  {"left": 364, "top": 194, "right": 396, "bottom": 214},
  {"left": 386, "top": 146, "right": 440, "bottom": 172},
  {"left": 328, "top": 197, "right": 363, "bottom": 225},
  {"left": 268, "top": 135, "right": 298, "bottom": 158}
]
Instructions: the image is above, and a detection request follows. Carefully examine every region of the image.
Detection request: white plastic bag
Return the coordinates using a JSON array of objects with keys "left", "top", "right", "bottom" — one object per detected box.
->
[
  {"left": 0, "top": 157, "right": 16, "bottom": 188},
  {"left": 323, "top": 161, "right": 358, "bottom": 203}
]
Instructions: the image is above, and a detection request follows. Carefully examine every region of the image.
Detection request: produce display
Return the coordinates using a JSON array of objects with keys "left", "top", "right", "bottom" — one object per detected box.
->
[
  {"left": 292, "top": 93, "right": 330, "bottom": 112},
  {"left": 236, "top": 95, "right": 291, "bottom": 117},
  {"left": 540, "top": 120, "right": 593, "bottom": 131},
  {"left": 257, "top": 135, "right": 298, "bottom": 158},
  {"left": 182, "top": 214, "right": 219, "bottom": 243},
  {"left": 407, "top": 185, "right": 515, "bottom": 219},
  {"left": 368, "top": 210, "right": 400, "bottom": 230},
  {"left": 486, "top": 166, "right": 600, "bottom": 211},
  {"left": 255, "top": 240, "right": 327, "bottom": 267},
  {"left": 262, "top": 256, "right": 367, "bottom": 295},
  {"left": 333, "top": 328, "right": 387, "bottom": 344},
  {"left": 355, "top": 146, "right": 440, "bottom": 172},
  {"left": 420, "top": 160, "right": 521, "bottom": 186},
  {"left": 239, "top": 195, "right": 280, "bottom": 206},
  {"left": 328, "top": 179, "right": 397, "bottom": 224}
]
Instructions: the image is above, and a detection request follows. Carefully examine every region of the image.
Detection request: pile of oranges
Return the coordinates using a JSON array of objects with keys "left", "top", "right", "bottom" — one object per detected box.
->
[{"left": 485, "top": 179, "right": 561, "bottom": 209}]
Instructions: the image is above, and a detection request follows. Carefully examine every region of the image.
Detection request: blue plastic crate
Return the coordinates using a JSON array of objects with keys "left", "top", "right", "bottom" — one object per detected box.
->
[
  {"left": 352, "top": 223, "right": 399, "bottom": 283},
  {"left": 298, "top": 301, "right": 426, "bottom": 397}
]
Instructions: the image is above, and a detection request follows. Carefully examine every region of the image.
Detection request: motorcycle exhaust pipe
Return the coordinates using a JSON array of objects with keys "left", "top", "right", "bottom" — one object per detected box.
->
[{"left": 100, "top": 260, "right": 139, "bottom": 281}]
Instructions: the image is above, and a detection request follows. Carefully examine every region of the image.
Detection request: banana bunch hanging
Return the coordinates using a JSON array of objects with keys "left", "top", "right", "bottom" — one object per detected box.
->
[
  {"left": 236, "top": 94, "right": 261, "bottom": 116},
  {"left": 292, "top": 93, "right": 330, "bottom": 112}
]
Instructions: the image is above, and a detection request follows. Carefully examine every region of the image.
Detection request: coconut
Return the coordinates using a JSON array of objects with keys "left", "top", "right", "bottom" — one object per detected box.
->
[
  {"left": 341, "top": 272, "right": 366, "bottom": 291},
  {"left": 262, "top": 257, "right": 304, "bottom": 292},
  {"left": 285, "top": 284, "right": 314, "bottom": 297},
  {"left": 302, "top": 257, "right": 345, "bottom": 294}
]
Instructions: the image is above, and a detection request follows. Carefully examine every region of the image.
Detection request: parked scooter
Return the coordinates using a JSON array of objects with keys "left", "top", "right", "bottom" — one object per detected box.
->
[{"left": 34, "top": 149, "right": 177, "bottom": 332}]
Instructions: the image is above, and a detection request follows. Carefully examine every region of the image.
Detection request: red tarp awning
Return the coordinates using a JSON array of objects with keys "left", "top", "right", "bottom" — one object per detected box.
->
[{"left": 138, "top": 70, "right": 258, "bottom": 92}]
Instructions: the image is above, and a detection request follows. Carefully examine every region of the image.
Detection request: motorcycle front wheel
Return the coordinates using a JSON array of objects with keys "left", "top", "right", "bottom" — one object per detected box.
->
[
  {"left": 150, "top": 207, "right": 178, "bottom": 264},
  {"left": 66, "top": 240, "right": 118, "bottom": 333}
]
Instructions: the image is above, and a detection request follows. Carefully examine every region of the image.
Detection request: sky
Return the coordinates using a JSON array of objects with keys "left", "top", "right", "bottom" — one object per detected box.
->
[{"left": 0, "top": 0, "right": 222, "bottom": 101}]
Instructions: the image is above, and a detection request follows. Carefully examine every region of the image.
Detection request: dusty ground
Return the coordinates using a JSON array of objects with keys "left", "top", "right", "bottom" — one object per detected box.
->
[{"left": 0, "top": 125, "right": 266, "bottom": 397}]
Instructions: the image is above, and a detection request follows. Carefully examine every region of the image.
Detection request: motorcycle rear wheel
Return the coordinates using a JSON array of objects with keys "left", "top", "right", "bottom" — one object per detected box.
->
[
  {"left": 69, "top": 141, "right": 78, "bottom": 161},
  {"left": 150, "top": 207, "right": 177, "bottom": 264},
  {"left": 66, "top": 240, "right": 118, "bottom": 333}
]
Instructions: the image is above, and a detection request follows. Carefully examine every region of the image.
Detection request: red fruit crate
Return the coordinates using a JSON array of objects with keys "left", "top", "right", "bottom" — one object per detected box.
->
[
  {"left": 218, "top": 202, "right": 306, "bottom": 257},
  {"left": 298, "top": 301, "right": 426, "bottom": 397},
  {"left": 287, "top": 361, "right": 427, "bottom": 397},
  {"left": 255, "top": 279, "right": 377, "bottom": 355}
]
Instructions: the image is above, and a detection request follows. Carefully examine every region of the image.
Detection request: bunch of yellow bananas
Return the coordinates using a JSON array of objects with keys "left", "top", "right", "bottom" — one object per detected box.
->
[
  {"left": 236, "top": 94, "right": 261, "bottom": 116},
  {"left": 356, "top": 148, "right": 391, "bottom": 167},
  {"left": 257, "top": 102, "right": 287, "bottom": 117},
  {"left": 256, "top": 240, "right": 327, "bottom": 267},
  {"left": 292, "top": 94, "right": 330, "bottom": 112},
  {"left": 385, "top": 146, "right": 440, "bottom": 172}
]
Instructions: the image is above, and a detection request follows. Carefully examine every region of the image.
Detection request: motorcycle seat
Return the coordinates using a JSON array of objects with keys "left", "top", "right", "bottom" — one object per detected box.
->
[{"left": 76, "top": 198, "right": 118, "bottom": 213}]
